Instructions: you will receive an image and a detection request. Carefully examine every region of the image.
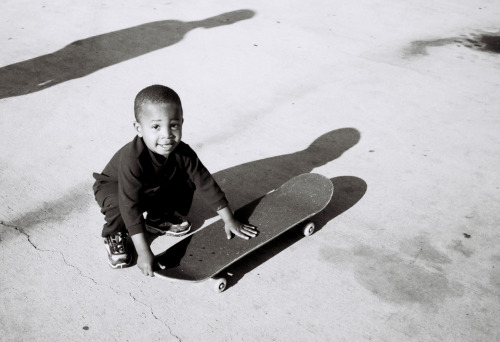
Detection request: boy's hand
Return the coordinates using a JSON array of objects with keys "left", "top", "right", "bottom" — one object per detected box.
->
[
  {"left": 131, "top": 232, "right": 155, "bottom": 277},
  {"left": 224, "top": 219, "right": 258, "bottom": 240},
  {"left": 136, "top": 251, "right": 155, "bottom": 276},
  {"left": 218, "top": 206, "right": 258, "bottom": 240}
]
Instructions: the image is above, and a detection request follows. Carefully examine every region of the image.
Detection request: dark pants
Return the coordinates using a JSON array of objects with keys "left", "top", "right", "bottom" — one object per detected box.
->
[{"left": 94, "top": 181, "right": 194, "bottom": 237}]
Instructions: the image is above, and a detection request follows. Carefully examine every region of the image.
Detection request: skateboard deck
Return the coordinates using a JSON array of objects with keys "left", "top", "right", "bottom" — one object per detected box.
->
[{"left": 154, "top": 173, "right": 333, "bottom": 292}]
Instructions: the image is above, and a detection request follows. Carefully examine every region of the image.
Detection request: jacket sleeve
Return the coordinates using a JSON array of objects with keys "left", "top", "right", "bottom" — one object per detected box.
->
[
  {"left": 183, "top": 146, "right": 228, "bottom": 212},
  {"left": 117, "top": 153, "right": 145, "bottom": 236}
]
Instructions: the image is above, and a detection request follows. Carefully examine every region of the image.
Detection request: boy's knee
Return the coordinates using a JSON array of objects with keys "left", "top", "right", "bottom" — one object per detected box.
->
[{"left": 94, "top": 183, "right": 119, "bottom": 209}]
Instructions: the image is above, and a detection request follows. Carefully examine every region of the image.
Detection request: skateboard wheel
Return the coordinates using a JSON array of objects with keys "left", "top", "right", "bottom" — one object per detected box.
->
[
  {"left": 209, "top": 277, "right": 227, "bottom": 293},
  {"left": 302, "top": 222, "right": 316, "bottom": 236}
]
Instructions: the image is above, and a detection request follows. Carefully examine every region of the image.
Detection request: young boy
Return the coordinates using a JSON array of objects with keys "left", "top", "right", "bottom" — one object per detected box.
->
[{"left": 93, "top": 85, "right": 257, "bottom": 276}]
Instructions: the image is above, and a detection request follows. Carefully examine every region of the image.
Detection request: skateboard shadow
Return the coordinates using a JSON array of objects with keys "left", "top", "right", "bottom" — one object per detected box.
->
[
  {"left": 0, "top": 9, "right": 255, "bottom": 100},
  {"left": 223, "top": 176, "right": 367, "bottom": 290}
]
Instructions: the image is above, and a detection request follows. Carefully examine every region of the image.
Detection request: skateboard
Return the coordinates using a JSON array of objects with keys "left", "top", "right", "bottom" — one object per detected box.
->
[{"left": 154, "top": 173, "right": 334, "bottom": 293}]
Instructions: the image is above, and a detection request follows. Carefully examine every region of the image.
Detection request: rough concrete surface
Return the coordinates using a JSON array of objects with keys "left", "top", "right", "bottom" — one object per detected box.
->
[{"left": 1, "top": 0, "right": 499, "bottom": 341}]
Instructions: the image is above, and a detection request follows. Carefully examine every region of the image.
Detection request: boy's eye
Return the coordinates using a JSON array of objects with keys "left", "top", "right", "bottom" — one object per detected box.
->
[{"left": 152, "top": 124, "right": 160, "bottom": 130}]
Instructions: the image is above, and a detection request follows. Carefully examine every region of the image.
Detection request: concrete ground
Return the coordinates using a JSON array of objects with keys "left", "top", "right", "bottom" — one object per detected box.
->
[{"left": 1, "top": 0, "right": 499, "bottom": 341}]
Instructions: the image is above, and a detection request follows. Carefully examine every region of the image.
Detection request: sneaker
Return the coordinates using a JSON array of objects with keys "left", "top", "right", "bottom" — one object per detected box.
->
[
  {"left": 145, "top": 213, "right": 192, "bottom": 236},
  {"left": 104, "top": 232, "right": 132, "bottom": 269}
]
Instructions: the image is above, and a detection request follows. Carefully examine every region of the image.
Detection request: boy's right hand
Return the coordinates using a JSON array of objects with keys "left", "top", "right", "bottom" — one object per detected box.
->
[
  {"left": 131, "top": 232, "right": 155, "bottom": 277},
  {"left": 136, "top": 251, "right": 155, "bottom": 277}
]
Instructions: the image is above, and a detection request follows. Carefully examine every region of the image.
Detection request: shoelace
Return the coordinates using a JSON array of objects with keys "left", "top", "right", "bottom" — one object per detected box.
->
[{"left": 110, "top": 235, "right": 126, "bottom": 253}]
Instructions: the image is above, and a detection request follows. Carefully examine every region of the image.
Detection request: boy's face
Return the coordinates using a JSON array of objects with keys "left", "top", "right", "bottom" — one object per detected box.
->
[{"left": 134, "top": 102, "right": 183, "bottom": 157}]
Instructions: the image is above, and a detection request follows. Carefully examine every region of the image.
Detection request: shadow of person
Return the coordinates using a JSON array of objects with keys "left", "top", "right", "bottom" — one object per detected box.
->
[
  {"left": 188, "top": 127, "right": 362, "bottom": 230},
  {"left": 0, "top": 9, "right": 255, "bottom": 99}
]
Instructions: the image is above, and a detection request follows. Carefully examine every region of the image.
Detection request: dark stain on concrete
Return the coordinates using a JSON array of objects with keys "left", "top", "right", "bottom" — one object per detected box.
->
[
  {"left": 354, "top": 247, "right": 460, "bottom": 305},
  {"left": 448, "top": 240, "right": 473, "bottom": 258},
  {"left": 321, "top": 240, "right": 463, "bottom": 306},
  {"left": 399, "top": 235, "right": 452, "bottom": 265},
  {"left": 5, "top": 185, "right": 92, "bottom": 231},
  {"left": 405, "top": 32, "right": 500, "bottom": 57}
]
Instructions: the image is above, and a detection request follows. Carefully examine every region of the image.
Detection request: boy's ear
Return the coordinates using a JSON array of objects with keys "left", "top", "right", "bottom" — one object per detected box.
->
[{"left": 133, "top": 121, "right": 143, "bottom": 137}]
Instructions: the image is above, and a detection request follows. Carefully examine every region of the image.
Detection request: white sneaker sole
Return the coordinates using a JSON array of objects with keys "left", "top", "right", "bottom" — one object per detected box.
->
[{"left": 107, "top": 256, "right": 132, "bottom": 269}]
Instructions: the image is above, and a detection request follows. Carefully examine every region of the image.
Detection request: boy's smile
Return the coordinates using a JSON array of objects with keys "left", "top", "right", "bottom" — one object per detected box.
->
[{"left": 134, "top": 102, "right": 183, "bottom": 157}]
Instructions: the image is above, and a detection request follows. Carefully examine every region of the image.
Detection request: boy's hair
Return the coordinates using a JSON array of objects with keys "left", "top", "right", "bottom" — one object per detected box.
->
[{"left": 134, "top": 85, "right": 182, "bottom": 121}]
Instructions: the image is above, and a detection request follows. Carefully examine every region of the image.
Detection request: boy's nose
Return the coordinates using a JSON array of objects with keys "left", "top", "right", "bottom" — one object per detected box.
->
[{"left": 160, "top": 126, "right": 172, "bottom": 137}]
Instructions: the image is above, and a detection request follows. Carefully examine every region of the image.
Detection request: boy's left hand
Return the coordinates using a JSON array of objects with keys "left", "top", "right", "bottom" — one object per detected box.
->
[{"left": 224, "top": 219, "right": 258, "bottom": 240}]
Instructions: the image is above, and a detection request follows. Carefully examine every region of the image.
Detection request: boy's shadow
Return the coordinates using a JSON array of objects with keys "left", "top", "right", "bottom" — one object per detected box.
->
[
  {"left": 0, "top": 9, "right": 255, "bottom": 100},
  {"left": 139, "top": 128, "right": 367, "bottom": 287},
  {"left": 189, "top": 127, "right": 362, "bottom": 229}
]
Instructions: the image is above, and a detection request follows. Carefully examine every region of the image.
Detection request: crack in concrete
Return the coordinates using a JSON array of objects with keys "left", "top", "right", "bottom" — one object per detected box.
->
[
  {"left": 2, "top": 221, "right": 181, "bottom": 341},
  {"left": 1, "top": 221, "right": 100, "bottom": 286},
  {"left": 127, "top": 292, "right": 182, "bottom": 342},
  {"left": 1, "top": 221, "right": 44, "bottom": 250}
]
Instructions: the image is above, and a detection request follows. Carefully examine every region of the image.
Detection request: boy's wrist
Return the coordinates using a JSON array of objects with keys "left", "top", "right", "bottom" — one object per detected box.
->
[
  {"left": 136, "top": 248, "right": 153, "bottom": 256},
  {"left": 130, "top": 233, "right": 153, "bottom": 255},
  {"left": 217, "top": 206, "right": 235, "bottom": 223}
]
